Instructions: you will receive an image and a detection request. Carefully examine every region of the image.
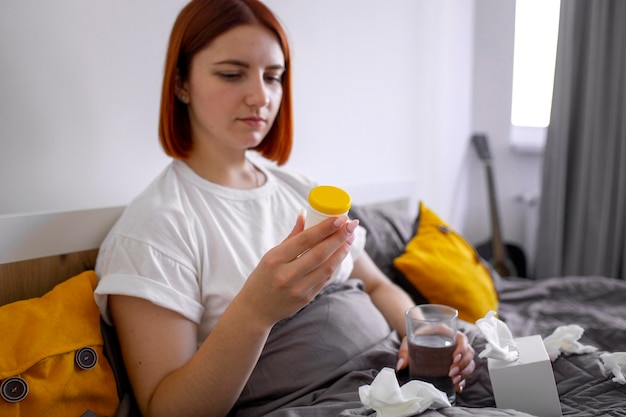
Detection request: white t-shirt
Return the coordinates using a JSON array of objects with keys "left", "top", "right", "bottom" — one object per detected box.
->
[{"left": 94, "top": 159, "right": 366, "bottom": 345}]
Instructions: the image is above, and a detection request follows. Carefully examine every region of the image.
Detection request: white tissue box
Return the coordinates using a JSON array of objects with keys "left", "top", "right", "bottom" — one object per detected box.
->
[{"left": 487, "top": 335, "right": 562, "bottom": 417}]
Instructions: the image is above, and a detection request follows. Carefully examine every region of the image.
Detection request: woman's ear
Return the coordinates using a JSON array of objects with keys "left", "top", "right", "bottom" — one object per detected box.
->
[{"left": 175, "top": 72, "right": 190, "bottom": 104}]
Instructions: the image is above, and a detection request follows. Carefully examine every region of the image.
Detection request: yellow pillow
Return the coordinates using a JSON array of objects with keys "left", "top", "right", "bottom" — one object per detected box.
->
[
  {"left": 393, "top": 202, "right": 498, "bottom": 323},
  {"left": 0, "top": 270, "right": 119, "bottom": 417}
]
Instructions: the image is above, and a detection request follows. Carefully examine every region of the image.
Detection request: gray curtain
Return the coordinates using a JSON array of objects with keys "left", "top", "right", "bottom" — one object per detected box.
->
[{"left": 534, "top": 0, "right": 626, "bottom": 279}]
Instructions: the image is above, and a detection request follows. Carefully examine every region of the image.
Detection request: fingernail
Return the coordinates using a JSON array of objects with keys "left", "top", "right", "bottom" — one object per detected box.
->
[
  {"left": 453, "top": 354, "right": 462, "bottom": 364},
  {"left": 333, "top": 215, "right": 348, "bottom": 228},
  {"left": 452, "top": 375, "right": 462, "bottom": 385},
  {"left": 297, "top": 209, "right": 306, "bottom": 225},
  {"left": 346, "top": 219, "right": 359, "bottom": 234},
  {"left": 448, "top": 366, "right": 459, "bottom": 378},
  {"left": 396, "top": 358, "right": 406, "bottom": 371},
  {"left": 346, "top": 233, "right": 356, "bottom": 246}
]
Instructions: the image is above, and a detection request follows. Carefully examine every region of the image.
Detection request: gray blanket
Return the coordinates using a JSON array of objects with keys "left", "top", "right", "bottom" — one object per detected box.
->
[
  {"left": 496, "top": 275, "right": 626, "bottom": 416},
  {"left": 229, "top": 277, "right": 626, "bottom": 417}
]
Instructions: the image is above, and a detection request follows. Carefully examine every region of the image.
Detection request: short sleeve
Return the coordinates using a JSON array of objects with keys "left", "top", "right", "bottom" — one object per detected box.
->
[{"left": 95, "top": 234, "right": 204, "bottom": 325}]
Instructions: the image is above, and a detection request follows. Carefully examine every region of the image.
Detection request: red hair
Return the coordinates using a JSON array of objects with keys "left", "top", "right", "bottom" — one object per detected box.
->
[{"left": 158, "top": 0, "right": 293, "bottom": 165}]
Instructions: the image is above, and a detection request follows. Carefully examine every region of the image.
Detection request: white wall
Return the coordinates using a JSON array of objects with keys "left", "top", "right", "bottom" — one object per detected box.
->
[
  {"left": 0, "top": 0, "right": 185, "bottom": 214},
  {"left": 265, "top": 0, "right": 474, "bottom": 223},
  {"left": 467, "top": 0, "right": 543, "bottom": 272},
  {"left": 0, "top": 0, "right": 473, "bottom": 223},
  {"left": 0, "top": 0, "right": 540, "bottom": 267}
]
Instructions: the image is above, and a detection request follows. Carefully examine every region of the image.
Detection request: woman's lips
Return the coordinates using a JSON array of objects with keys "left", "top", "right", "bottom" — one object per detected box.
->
[{"left": 239, "top": 117, "right": 266, "bottom": 127}]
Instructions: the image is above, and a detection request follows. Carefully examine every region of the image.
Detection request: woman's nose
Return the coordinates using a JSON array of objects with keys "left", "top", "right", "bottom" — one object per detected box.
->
[{"left": 245, "top": 76, "right": 271, "bottom": 107}]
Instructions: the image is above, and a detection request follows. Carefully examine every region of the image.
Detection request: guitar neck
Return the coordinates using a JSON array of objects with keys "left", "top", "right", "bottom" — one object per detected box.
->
[
  {"left": 483, "top": 162, "right": 507, "bottom": 266},
  {"left": 471, "top": 133, "right": 517, "bottom": 277}
]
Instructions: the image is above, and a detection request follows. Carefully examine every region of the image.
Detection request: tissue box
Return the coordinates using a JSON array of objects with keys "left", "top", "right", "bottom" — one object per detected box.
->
[{"left": 488, "top": 335, "right": 562, "bottom": 417}]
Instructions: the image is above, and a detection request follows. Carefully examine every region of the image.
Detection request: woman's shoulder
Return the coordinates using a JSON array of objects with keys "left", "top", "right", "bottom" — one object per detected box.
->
[{"left": 104, "top": 162, "right": 194, "bottom": 243}]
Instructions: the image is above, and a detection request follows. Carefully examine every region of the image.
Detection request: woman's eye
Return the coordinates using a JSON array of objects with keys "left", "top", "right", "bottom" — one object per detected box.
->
[
  {"left": 219, "top": 72, "right": 241, "bottom": 81},
  {"left": 265, "top": 74, "right": 282, "bottom": 83}
]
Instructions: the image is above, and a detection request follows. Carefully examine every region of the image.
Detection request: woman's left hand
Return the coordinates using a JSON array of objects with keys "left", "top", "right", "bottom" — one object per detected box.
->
[
  {"left": 448, "top": 332, "right": 475, "bottom": 393},
  {"left": 396, "top": 331, "right": 476, "bottom": 393}
]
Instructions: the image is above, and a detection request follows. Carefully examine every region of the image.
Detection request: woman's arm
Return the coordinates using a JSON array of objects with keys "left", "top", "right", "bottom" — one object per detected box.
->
[
  {"left": 110, "top": 213, "right": 359, "bottom": 417},
  {"left": 109, "top": 293, "right": 272, "bottom": 417},
  {"left": 351, "top": 253, "right": 475, "bottom": 392},
  {"left": 350, "top": 253, "right": 414, "bottom": 337}
]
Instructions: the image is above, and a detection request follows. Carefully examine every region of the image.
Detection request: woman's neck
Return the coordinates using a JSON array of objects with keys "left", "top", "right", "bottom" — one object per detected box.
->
[{"left": 183, "top": 152, "right": 264, "bottom": 190}]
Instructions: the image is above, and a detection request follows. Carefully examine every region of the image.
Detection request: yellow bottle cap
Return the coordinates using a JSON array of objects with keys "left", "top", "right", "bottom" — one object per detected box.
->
[{"left": 308, "top": 185, "right": 352, "bottom": 215}]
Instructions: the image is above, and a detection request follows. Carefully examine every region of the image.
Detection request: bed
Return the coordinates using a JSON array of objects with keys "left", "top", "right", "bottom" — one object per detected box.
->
[{"left": 1, "top": 184, "right": 625, "bottom": 417}]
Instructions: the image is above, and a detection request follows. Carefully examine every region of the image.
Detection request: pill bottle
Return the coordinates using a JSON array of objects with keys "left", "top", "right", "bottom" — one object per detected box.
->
[{"left": 305, "top": 185, "right": 352, "bottom": 229}]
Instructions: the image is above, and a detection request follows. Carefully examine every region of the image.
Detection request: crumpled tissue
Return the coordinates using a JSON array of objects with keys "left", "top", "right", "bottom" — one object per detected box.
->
[
  {"left": 600, "top": 352, "right": 626, "bottom": 384},
  {"left": 542, "top": 324, "right": 598, "bottom": 361},
  {"left": 358, "top": 367, "right": 450, "bottom": 417},
  {"left": 475, "top": 310, "right": 519, "bottom": 362}
]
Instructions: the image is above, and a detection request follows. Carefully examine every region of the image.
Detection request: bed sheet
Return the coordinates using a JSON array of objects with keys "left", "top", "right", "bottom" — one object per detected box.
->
[{"left": 229, "top": 276, "right": 626, "bottom": 417}]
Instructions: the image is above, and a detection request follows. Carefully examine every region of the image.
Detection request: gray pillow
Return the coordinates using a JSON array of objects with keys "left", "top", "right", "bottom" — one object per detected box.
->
[{"left": 349, "top": 205, "right": 429, "bottom": 305}]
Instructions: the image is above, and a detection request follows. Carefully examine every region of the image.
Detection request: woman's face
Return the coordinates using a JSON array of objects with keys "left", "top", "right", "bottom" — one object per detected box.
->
[{"left": 180, "top": 24, "right": 285, "bottom": 157}]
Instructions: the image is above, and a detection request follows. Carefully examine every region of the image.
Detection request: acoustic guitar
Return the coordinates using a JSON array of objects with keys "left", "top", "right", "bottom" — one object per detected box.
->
[{"left": 471, "top": 133, "right": 527, "bottom": 278}]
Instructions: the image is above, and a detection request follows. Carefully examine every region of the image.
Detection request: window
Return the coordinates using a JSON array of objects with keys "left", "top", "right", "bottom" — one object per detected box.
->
[{"left": 510, "top": 0, "right": 561, "bottom": 153}]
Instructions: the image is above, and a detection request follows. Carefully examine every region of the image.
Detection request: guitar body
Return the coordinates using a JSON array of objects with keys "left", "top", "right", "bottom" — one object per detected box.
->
[
  {"left": 475, "top": 240, "right": 527, "bottom": 278},
  {"left": 471, "top": 134, "right": 528, "bottom": 278}
]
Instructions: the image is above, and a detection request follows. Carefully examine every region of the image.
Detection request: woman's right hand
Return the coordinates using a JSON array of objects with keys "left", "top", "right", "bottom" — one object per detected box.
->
[{"left": 238, "top": 211, "right": 359, "bottom": 325}]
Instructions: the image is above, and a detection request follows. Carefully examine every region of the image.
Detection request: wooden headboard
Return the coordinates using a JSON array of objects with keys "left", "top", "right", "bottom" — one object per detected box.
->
[
  {"left": 0, "top": 179, "right": 418, "bottom": 307},
  {"left": 0, "top": 206, "right": 124, "bottom": 306},
  {"left": 0, "top": 249, "right": 99, "bottom": 306}
]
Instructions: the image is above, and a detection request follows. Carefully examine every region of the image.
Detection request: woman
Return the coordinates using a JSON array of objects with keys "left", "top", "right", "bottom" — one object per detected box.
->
[{"left": 94, "top": 1, "right": 475, "bottom": 416}]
